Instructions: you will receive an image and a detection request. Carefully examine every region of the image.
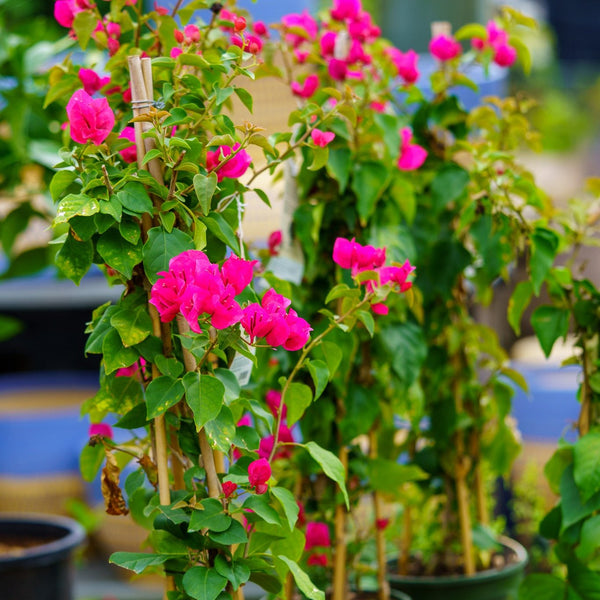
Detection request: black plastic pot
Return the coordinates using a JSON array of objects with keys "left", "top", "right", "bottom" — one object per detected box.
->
[
  {"left": 387, "top": 536, "right": 527, "bottom": 600},
  {"left": 0, "top": 514, "right": 86, "bottom": 600}
]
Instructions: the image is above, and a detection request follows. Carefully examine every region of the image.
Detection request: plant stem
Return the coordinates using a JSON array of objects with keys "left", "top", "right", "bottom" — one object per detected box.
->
[{"left": 332, "top": 445, "right": 348, "bottom": 600}]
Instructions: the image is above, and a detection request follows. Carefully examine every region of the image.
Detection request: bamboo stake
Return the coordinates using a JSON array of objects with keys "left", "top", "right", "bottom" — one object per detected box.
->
[
  {"left": 332, "top": 445, "right": 348, "bottom": 600},
  {"left": 176, "top": 315, "right": 222, "bottom": 499},
  {"left": 370, "top": 429, "right": 390, "bottom": 600}
]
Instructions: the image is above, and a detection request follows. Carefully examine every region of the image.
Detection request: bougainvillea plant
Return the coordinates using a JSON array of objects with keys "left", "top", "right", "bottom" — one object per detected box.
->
[
  {"left": 249, "top": 1, "right": 545, "bottom": 599},
  {"left": 46, "top": 1, "right": 417, "bottom": 599}
]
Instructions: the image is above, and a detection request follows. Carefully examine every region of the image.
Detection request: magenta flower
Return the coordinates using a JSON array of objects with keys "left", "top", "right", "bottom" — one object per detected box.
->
[
  {"left": 258, "top": 425, "right": 295, "bottom": 460},
  {"left": 248, "top": 458, "right": 271, "bottom": 494},
  {"left": 184, "top": 24, "right": 200, "bottom": 43},
  {"left": 429, "top": 34, "right": 462, "bottom": 61},
  {"left": 398, "top": 127, "right": 427, "bottom": 171},
  {"left": 206, "top": 143, "right": 252, "bottom": 182},
  {"left": 371, "top": 303, "right": 389, "bottom": 315},
  {"left": 281, "top": 11, "right": 318, "bottom": 47},
  {"left": 118, "top": 127, "right": 137, "bottom": 164},
  {"left": 231, "top": 34, "right": 263, "bottom": 55},
  {"left": 332, "top": 237, "right": 386, "bottom": 275},
  {"left": 115, "top": 357, "right": 147, "bottom": 378},
  {"left": 89, "top": 423, "right": 113, "bottom": 439},
  {"left": 379, "top": 260, "right": 416, "bottom": 292},
  {"left": 348, "top": 11, "right": 380, "bottom": 41},
  {"left": 330, "top": 0, "right": 362, "bottom": 21},
  {"left": 472, "top": 21, "right": 516, "bottom": 67},
  {"left": 221, "top": 254, "right": 256, "bottom": 294},
  {"left": 305, "top": 522, "right": 331, "bottom": 551},
  {"left": 265, "top": 389, "right": 287, "bottom": 419},
  {"left": 66, "top": 89, "right": 115, "bottom": 145},
  {"left": 308, "top": 553, "right": 328, "bottom": 567},
  {"left": 386, "top": 48, "right": 419, "bottom": 85},
  {"left": 268, "top": 230, "right": 282, "bottom": 256},
  {"left": 327, "top": 58, "right": 348, "bottom": 81},
  {"left": 222, "top": 481, "right": 238, "bottom": 498},
  {"left": 282, "top": 309, "right": 312, "bottom": 351},
  {"left": 54, "top": 0, "right": 92, "bottom": 28},
  {"left": 493, "top": 43, "right": 517, "bottom": 67},
  {"left": 348, "top": 40, "right": 371, "bottom": 65},
  {"left": 320, "top": 31, "right": 337, "bottom": 56},
  {"left": 253, "top": 21, "right": 269, "bottom": 37},
  {"left": 291, "top": 74, "right": 319, "bottom": 99},
  {"left": 78, "top": 68, "right": 110, "bottom": 96},
  {"left": 311, "top": 129, "right": 335, "bottom": 148}
]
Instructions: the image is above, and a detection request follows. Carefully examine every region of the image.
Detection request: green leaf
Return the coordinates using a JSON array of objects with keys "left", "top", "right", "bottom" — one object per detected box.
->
[
  {"left": 519, "top": 574, "right": 567, "bottom": 600},
  {"left": 351, "top": 161, "right": 389, "bottom": 221},
  {"left": 574, "top": 431, "right": 600, "bottom": 503},
  {"left": 208, "top": 518, "right": 248, "bottom": 545},
  {"left": 146, "top": 376, "right": 185, "bottom": 419},
  {"left": 55, "top": 233, "right": 93, "bottom": 285},
  {"left": 163, "top": 107, "right": 192, "bottom": 127},
  {"left": 117, "top": 182, "right": 154, "bottom": 215},
  {"left": 204, "top": 406, "right": 237, "bottom": 453},
  {"left": 308, "top": 146, "right": 329, "bottom": 171},
  {"left": 54, "top": 193, "right": 100, "bottom": 224},
  {"left": 278, "top": 557, "right": 324, "bottom": 600},
  {"left": 471, "top": 524, "right": 502, "bottom": 551},
  {"left": 141, "top": 149, "right": 162, "bottom": 166},
  {"left": 102, "top": 329, "right": 139, "bottom": 375},
  {"left": 193, "top": 172, "right": 218, "bottom": 215},
  {"left": 182, "top": 566, "right": 228, "bottom": 600},
  {"left": 508, "top": 280, "right": 533, "bottom": 336},
  {"left": 109, "top": 552, "right": 178, "bottom": 574},
  {"left": 319, "top": 341, "right": 342, "bottom": 379},
  {"left": 431, "top": 164, "right": 469, "bottom": 212},
  {"left": 189, "top": 498, "right": 232, "bottom": 533},
  {"left": 50, "top": 170, "right": 78, "bottom": 202},
  {"left": 142, "top": 227, "right": 195, "bottom": 284},
  {"left": 110, "top": 308, "right": 152, "bottom": 347},
  {"left": 560, "top": 464, "right": 600, "bottom": 532},
  {"left": 454, "top": 23, "right": 488, "bottom": 41},
  {"left": 378, "top": 321, "right": 426, "bottom": 389},
  {"left": 202, "top": 213, "right": 241, "bottom": 256},
  {"left": 305, "top": 441, "right": 349, "bottom": 508},
  {"left": 356, "top": 309, "right": 375, "bottom": 337},
  {"left": 243, "top": 494, "right": 282, "bottom": 526},
  {"left": 214, "top": 556, "right": 250, "bottom": 591},
  {"left": 531, "top": 305, "right": 570, "bottom": 358},
  {"left": 182, "top": 372, "right": 225, "bottom": 430},
  {"left": 154, "top": 355, "right": 184, "bottom": 379},
  {"left": 576, "top": 514, "right": 600, "bottom": 562},
  {"left": 0, "top": 315, "right": 21, "bottom": 342},
  {"left": 285, "top": 382, "right": 313, "bottom": 427},
  {"left": 73, "top": 9, "right": 98, "bottom": 49},
  {"left": 530, "top": 228, "right": 559, "bottom": 295},
  {"left": 270, "top": 486, "right": 299, "bottom": 531},
  {"left": 368, "top": 458, "right": 427, "bottom": 496},
  {"left": 97, "top": 228, "right": 143, "bottom": 279},
  {"left": 234, "top": 87, "right": 253, "bottom": 112},
  {"left": 79, "top": 443, "right": 105, "bottom": 482},
  {"left": 326, "top": 147, "right": 352, "bottom": 192},
  {"left": 119, "top": 219, "right": 141, "bottom": 245},
  {"left": 307, "top": 360, "right": 329, "bottom": 401}
]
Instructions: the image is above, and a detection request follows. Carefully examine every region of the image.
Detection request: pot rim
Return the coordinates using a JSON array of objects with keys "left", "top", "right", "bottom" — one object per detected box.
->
[
  {"left": 0, "top": 512, "right": 86, "bottom": 567},
  {"left": 387, "top": 535, "right": 528, "bottom": 586}
]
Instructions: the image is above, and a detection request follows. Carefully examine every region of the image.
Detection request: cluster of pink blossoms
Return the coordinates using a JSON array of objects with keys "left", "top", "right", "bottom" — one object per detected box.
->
[
  {"left": 150, "top": 250, "right": 312, "bottom": 351},
  {"left": 206, "top": 143, "right": 252, "bottom": 182},
  {"left": 258, "top": 390, "right": 295, "bottom": 461},
  {"left": 472, "top": 20, "right": 517, "bottom": 67},
  {"left": 304, "top": 521, "right": 331, "bottom": 567},
  {"left": 150, "top": 250, "right": 256, "bottom": 334},
  {"left": 240, "top": 288, "right": 312, "bottom": 352},
  {"left": 333, "top": 237, "right": 415, "bottom": 315},
  {"left": 66, "top": 89, "right": 115, "bottom": 146}
]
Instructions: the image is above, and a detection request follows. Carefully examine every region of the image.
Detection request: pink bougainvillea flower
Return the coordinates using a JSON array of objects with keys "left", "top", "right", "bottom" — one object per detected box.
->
[
  {"left": 184, "top": 24, "right": 200, "bottom": 43},
  {"left": 332, "top": 238, "right": 386, "bottom": 275},
  {"left": 206, "top": 143, "right": 252, "bottom": 182},
  {"left": 107, "top": 38, "right": 120, "bottom": 56},
  {"left": 54, "top": 0, "right": 93, "bottom": 28},
  {"left": 265, "top": 389, "right": 287, "bottom": 419},
  {"left": 398, "top": 127, "right": 427, "bottom": 171},
  {"left": 66, "top": 89, "right": 115, "bottom": 145},
  {"left": 170, "top": 47, "right": 183, "bottom": 59},
  {"left": 78, "top": 68, "right": 110, "bottom": 96},
  {"left": 221, "top": 254, "right": 256, "bottom": 294},
  {"left": 379, "top": 260, "right": 416, "bottom": 292},
  {"left": 305, "top": 522, "right": 331, "bottom": 551},
  {"left": 370, "top": 101, "right": 387, "bottom": 113},
  {"left": 248, "top": 458, "right": 271, "bottom": 494},
  {"left": 348, "top": 39, "right": 371, "bottom": 65},
  {"left": 105, "top": 21, "right": 121, "bottom": 39},
  {"left": 320, "top": 31, "right": 337, "bottom": 56},
  {"left": 268, "top": 230, "right": 282, "bottom": 256},
  {"left": 429, "top": 34, "right": 462, "bottom": 61},
  {"left": 493, "top": 43, "right": 517, "bottom": 67},
  {"left": 327, "top": 58, "right": 348, "bottom": 81},
  {"left": 231, "top": 33, "right": 263, "bottom": 54},
  {"left": 291, "top": 74, "right": 319, "bottom": 99},
  {"left": 258, "top": 425, "right": 295, "bottom": 460},
  {"left": 375, "top": 518, "right": 390, "bottom": 530},
  {"left": 294, "top": 49, "right": 310, "bottom": 63},
  {"left": 330, "top": 0, "right": 362, "bottom": 21},
  {"left": 222, "top": 481, "right": 238, "bottom": 498},
  {"left": 311, "top": 129, "right": 335, "bottom": 148},
  {"left": 115, "top": 357, "right": 147, "bottom": 378},
  {"left": 348, "top": 10, "right": 380, "bottom": 42},
  {"left": 89, "top": 423, "right": 113, "bottom": 439},
  {"left": 237, "top": 413, "right": 253, "bottom": 428},
  {"left": 234, "top": 16, "right": 246, "bottom": 32},
  {"left": 253, "top": 21, "right": 269, "bottom": 37},
  {"left": 118, "top": 127, "right": 137, "bottom": 164},
  {"left": 282, "top": 309, "right": 311, "bottom": 351},
  {"left": 308, "top": 553, "right": 328, "bottom": 567},
  {"left": 281, "top": 11, "right": 318, "bottom": 47},
  {"left": 154, "top": 1, "right": 169, "bottom": 15},
  {"left": 386, "top": 48, "right": 419, "bottom": 85},
  {"left": 371, "top": 302, "right": 389, "bottom": 315}
]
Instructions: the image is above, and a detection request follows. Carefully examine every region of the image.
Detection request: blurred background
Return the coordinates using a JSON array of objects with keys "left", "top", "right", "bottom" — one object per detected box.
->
[{"left": 0, "top": 0, "right": 599, "bottom": 598}]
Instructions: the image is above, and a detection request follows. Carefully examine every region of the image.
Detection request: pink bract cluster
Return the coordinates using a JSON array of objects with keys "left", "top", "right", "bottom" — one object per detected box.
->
[
  {"left": 206, "top": 143, "right": 252, "bottom": 182},
  {"left": 398, "top": 127, "right": 427, "bottom": 171},
  {"left": 472, "top": 21, "right": 517, "bottom": 67},
  {"left": 240, "top": 288, "right": 312, "bottom": 352},
  {"left": 258, "top": 390, "right": 295, "bottom": 461},
  {"left": 247, "top": 457, "right": 271, "bottom": 494},
  {"left": 429, "top": 34, "right": 462, "bottom": 62},
  {"left": 305, "top": 521, "right": 331, "bottom": 566},
  {"left": 66, "top": 89, "right": 115, "bottom": 145},
  {"left": 333, "top": 237, "right": 415, "bottom": 315},
  {"left": 150, "top": 250, "right": 256, "bottom": 334}
]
